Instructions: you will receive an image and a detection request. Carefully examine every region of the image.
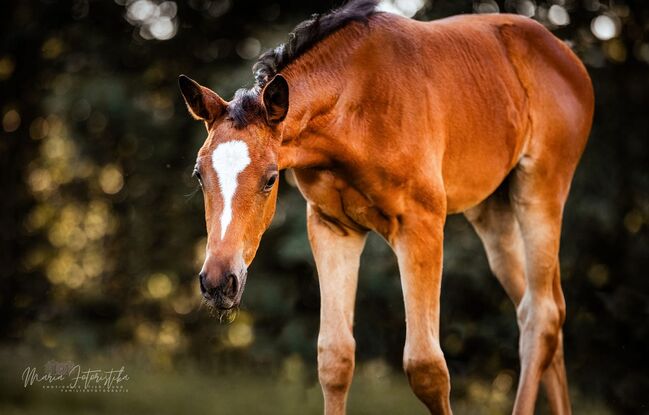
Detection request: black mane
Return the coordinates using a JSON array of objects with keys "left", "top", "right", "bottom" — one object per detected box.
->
[
  {"left": 253, "top": 0, "right": 379, "bottom": 87},
  {"left": 227, "top": 0, "right": 379, "bottom": 127}
]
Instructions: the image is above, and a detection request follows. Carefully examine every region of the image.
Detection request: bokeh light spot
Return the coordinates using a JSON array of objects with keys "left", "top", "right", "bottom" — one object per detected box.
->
[
  {"left": 492, "top": 371, "right": 514, "bottom": 394},
  {"left": 623, "top": 210, "right": 643, "bottom": 234},
  {"left": 135, "top": 321, "right": 157, "bottom": 345},
  {"left": 42, "top": 37, "right": 64, "bottom": 59},
  {"left": 588, "top": 263, "right": 609, "bottom": 287},
  {"left": 172, "top": 293, "right": 196, "bottom": 315},
  {"left": 603, "top": 38, "right": 627, "bottom": 62},
  {"left": 474, "top": 0, "right": 499, "bottom": 14},
  {"left": 147, "top": 273, "right": 174, "bottom": 299},
  {"left": 236, "top": 38, "right": 262, "bottom": 60},
  {"left": 128, "top": 0, "right": 156, "bottom": 22},
  {"left": 150, "top": 17, "right": 176, "bottom": 40},
  {"left": 27, "top": 168, "right": 53, "bottom": 194},
  {"left": 516, "top": 0, "right": 535, "bottom": 18},
  {"left": 548, "top": 5, "right": 570, "bottom": 26},
  {"left": 634, "top": 43, "right": 649, "bottom": 64},
  {"left": 281, "top": 354, "right": 305, "bottom": 383},
  {"left": 99, "top": 164, "right": 124, "bottom": 194},
  {"left": 158, "top": 319, "right": 182, "bottom": 350},
  {"left": 3, "top": 109, "right": 21, "bottom": 132},
  {"left": 225, "top": 311, "right": 254, "bottom": 348},
  {"left": 29, "top": 117, "right": 50, "bottom": 140},
  {"left": 0, "top": 55, "right": 15, "bottom": 80},
  {"left": 208, "top": 0, "right": 231, "bottom": 18},
  {"left": 81, "top": 250, "right": 104, "bottom": 278},
  {"left": 125, "top": 0, "right": 179, "bottom": 41},
  {"left": 378, "top": 0, "right": 426, "bottom": 17},
  {"left": 84, "top": 201, "right": 112, "bottom": 240},
  {"left": 591, "top": 14, "right": 620, "bottom": 41},
  {"left": 227, "top": 321, "right": 253, "bottom": 347}
]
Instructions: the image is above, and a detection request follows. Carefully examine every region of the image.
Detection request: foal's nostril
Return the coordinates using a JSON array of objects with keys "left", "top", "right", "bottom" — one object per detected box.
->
[
  {"left": 199, "top": 270, "right": 239, "bottom": 302},
  {"left": 223, "top": 273, "right": 238, "bottom": 298},
  {"left": 199, "top": 272, "right": 207, "bottom": 294}
]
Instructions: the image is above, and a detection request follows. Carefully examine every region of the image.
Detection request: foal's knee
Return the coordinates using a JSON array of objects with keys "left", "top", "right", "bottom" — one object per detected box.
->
[
  {"left": 403, "top": 346, "right": 451, "bottom": 407},
  {"left": 318, "top": 336, "right": 355, "bottom": 393}
]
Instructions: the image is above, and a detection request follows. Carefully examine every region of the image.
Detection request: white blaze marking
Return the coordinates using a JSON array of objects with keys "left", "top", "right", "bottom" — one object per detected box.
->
[{"left": 212, "top": 140, "right": 251, "bottom": 239}]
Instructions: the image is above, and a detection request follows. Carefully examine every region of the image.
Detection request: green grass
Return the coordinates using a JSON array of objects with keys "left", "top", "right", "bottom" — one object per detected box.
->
[
  {"left": 1, "top": 363, "right": 426, "bottom": 415},
  {"left": 0, "top": 349, "right": 613, "bottom": 415}
]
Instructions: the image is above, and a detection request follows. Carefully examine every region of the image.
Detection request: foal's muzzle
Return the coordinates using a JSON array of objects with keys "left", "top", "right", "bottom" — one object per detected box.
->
[{"left": 199, "top": 269, "right": 247, "bottom": 310}]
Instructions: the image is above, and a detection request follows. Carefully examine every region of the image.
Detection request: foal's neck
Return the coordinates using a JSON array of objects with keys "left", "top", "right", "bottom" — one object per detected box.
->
[{"left": 278, "top": 26, "right": 368, "bottom": 170}]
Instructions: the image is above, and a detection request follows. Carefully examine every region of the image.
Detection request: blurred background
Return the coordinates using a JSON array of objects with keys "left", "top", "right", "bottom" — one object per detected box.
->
[{"left": 1, "top": 0, "right": 648, "bottom": 414}]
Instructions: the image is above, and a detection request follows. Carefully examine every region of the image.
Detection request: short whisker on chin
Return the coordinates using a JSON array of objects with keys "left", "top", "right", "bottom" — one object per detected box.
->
[
  {"left": 200, "top": 297, "right": 216, "bottom": 318},
  {"left": 200, "top": 296, "right": 239, "bottom": 324},
  {"left": 216, "top": 306, "right": 239, "bottom": 324}
]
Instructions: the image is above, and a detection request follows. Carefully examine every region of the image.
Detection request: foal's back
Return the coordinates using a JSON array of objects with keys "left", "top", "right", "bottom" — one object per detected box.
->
[{"left": 347, "top": 12, "right": 593, "bottom": 213}]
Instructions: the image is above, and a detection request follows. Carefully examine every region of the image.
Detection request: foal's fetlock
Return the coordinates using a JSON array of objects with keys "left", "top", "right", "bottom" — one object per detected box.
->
[
  {"left": 404, "top": 352, "right": 451, "bottom": 409},
  {"left": 318, "top": 341, "right": 355, "bottom": 393}
]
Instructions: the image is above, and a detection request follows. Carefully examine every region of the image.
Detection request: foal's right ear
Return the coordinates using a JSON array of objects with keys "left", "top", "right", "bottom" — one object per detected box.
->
[
  {"left": 178, "top": 75, "right": 226, "bottom": 123},
  {"left": 262, "top": 74, "right": 289, "bottom": 125}
]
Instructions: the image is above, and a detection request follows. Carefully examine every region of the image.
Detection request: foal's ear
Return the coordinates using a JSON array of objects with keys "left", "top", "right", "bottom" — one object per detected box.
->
[
  {"left": 262, "top": 74, "right": 289, "bottom": 125},
  {"left": 178, "top": 75, "right": 226, "bottom": 123}
]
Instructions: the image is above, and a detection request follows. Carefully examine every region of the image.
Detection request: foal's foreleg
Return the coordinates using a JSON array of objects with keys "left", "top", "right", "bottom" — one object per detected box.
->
[
  {"left": 307, "top": 205, "right": 367, "bottom": 415},
  {"left": 465, "top": 195, "right": 571, "bottom": 415},
  {"left": 394, "top": 211, "right": 452, "bottom": 415}
]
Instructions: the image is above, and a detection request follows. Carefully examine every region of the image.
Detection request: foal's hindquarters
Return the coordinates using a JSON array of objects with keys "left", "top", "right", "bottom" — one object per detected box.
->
[
  {"left": 463, "top": 18, "right": 594, "bottom": 415},
  {"left": 298, "top": 13, "right": 593, "bottom": 415}
]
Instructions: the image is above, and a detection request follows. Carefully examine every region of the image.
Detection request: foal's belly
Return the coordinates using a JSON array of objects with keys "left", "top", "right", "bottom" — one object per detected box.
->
[
  {"left": 442, "top": 121, "right": 530, "bottom": 214},
  {"left": 442, "top": 146, "right": 520, "bottom": 214}
]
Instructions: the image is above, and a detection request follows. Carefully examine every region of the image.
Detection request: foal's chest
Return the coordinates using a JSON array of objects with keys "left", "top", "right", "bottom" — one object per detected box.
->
[{"left": 291, "top": 168, "right": 398, "bottom": 239}]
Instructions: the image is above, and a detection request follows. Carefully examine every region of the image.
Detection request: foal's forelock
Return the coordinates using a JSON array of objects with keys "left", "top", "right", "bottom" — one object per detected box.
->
[{"left": 210, "top": 140, "right": 251, "bottom": 240}]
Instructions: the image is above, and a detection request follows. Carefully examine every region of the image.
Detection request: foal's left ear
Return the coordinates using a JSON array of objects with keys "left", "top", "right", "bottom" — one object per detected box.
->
[
  {"left": 262, "top": 74, "right": 289, "bottom": 125},
  {"left": 178, "top": 74, "right": 226, "bottom": 123}
]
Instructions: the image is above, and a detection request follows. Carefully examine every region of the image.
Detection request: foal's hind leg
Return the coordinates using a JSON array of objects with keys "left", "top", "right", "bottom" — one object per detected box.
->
[
  {"left": 465, "top": 189, "right": 571, "bottom": 414},
  {"left": 464, "top": 188, "right": 526, "bottom": 305},
  {"left": 307, "top": 205, "right": 367, "bottom": 415},
  {"left": 507, "top": 156, "right": 574, "bottom": 415}
]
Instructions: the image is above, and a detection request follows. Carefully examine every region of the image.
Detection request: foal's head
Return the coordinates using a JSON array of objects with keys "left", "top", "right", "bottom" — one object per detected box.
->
[{"left": 178, "top": 74, "right": 289, "bottom": 311}]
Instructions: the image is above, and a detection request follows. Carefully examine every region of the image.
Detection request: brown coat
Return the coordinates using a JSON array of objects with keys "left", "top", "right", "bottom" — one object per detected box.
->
[{"left": 180, "top": 7, "right": 593, "bottom": 415}]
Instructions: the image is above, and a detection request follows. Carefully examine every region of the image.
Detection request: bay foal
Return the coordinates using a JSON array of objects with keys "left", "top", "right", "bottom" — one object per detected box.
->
[{"left": 179, "top": 1, "right": 593, "bottom": 413}]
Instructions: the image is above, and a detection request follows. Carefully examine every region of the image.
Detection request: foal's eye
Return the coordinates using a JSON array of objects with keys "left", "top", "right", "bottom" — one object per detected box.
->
[
  {"left": 262, "top": 172, "right": 278, "bottom": 193},
  {"left": 193, "top": 169, "right": 203, "bottom": 186}
]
